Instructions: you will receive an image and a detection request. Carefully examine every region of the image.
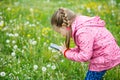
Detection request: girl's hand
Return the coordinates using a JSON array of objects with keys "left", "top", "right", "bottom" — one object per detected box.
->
[{"left": 60, "top": 42, "right": 67, "bottom": 54}]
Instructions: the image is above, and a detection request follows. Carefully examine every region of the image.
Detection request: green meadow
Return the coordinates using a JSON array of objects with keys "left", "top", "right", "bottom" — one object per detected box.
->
[{"left": 0, "top": 0, "right": 120, "bottom": 80}]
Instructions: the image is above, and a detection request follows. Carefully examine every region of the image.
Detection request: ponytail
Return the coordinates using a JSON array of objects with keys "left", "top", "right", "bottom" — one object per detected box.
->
[
  {"left": 51, "top": 8, "right": 76, "bottom": 48},
  {"left": 65, "top": 27, "right": 71, "bottom": 49}
]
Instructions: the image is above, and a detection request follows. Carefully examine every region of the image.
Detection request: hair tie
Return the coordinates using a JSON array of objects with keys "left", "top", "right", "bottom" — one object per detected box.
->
[{"left": 66, "top": 27, "right": 71, "bottom": 30}]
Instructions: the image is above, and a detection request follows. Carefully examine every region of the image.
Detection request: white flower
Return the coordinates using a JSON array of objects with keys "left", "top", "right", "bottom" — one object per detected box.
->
[
  {"left": 32, "top": 41, "right": 37, "bottom": 45},
  {"left": 0, "top": 72, "right": 6, "bottom": 77},
  {"left": 2, "top": 26, "right": 9, "bottom": 31},
  {"left": 11, "top": 52, "right": 16, "bottom": 57},
  {"left": 48, "top": 46, "right": 52, "bottom": 50},
  {"left": 33, "top": 65, "right": 38, "bottom": 70},
  {"left": 7, "top": 7, "right": 11, "bottom": 11},
  {"left": 23, "top": 46, "right": 26, "bottom": 49},
  {"left": 24, "top": 21, "right": 30, "bottom": 25},
  {"left": 14, "top": 33, "right": 19, "bottom": 37},
  {"left": 12, "top": 40, "right": 16, "bottom": 44},
  {"left": 13, "top": 45, "right": 18, "bottom": 49},
  {"left": 30, "top": 8, "right": 34, "bottom": 12},
  {"left": 38, "top": 37, "right": 40, "bottom": 40},
  {"left": 0, "top": 21, "right": 4, "bottom": 26},
  {"left": 87, "top": 8, "right": 91, "bottom": 13},
  {"left": 98, "top": 5, "right": 102, "bottom": 11},
  {"left": 29, "top": 39, "right": 37, "bottom": 45},
  {"left": 61, "top": 59, "right": 64, "bottom": 62},
  {"left": 8, "top": 33, "right": 14, "bottom": 37},
  {"left": 6, "top": 39, "right": 10, "bottom": 43},
  {"left": 43, "top": 42, "right": 47, "bottom": 46},
  {"left": 42, "top": 67, "right": 47, "bottom": 72},
  {"left": 52, "top": 49, "right": 57, "bottom": 53},
  {"left": 47, "top": 64, "right": 51, "bottom": 68},
  {"left": 0, "top": 12, "right": 2, "bottom": 15},
  {"left": 21, "top": 50, "right": 24, "bottom": 53},
  {"left": 51, "top": 65, "right": 56, "bottom": 70}
]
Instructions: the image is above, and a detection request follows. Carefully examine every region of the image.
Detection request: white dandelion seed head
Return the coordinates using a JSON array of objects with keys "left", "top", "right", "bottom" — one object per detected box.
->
[
  {"left": 6, "top": 39, "right": 10, "bottom": 43},
  {"left": 47, "top": 64, "right": 51, "bottom": 68},
  {"left": 33, "top": 65, "right": 38, "bottom": 70},
  {"left": 0, "top": 21, "right": 4, "bottom": 26},
  {"left": 30, "top": 8, "right": 34, "bottom": 12},
  {"left": 51, "top": 65, "right": 56, "bottom": 70},
  {"left": 12, "top": 40, "right": 16, "bottom": 44},
  {"left": 61, "top": 59, "right": 64, "bottom": 62},
  {"left": 11, "top": 52, "right": 16, "bottom": 57},
  {"left": 13, "top": 45, "right": 18, "bottom": 49},
  {"left": 0, "top": 72, "right": 6, "bottom": 77},
  {"left": 32, "top": 41, "right": 37, "bottom": 45},
  {"left": 42, "top": 66, "right": 47, "bottom": 72},
  {"left": 52, "top": 49, "right": 57, "bottom": 53},
  {"left": 48, "top": 46, "right": 52, "bottom": 50},
  {"left": 7, "top": 7, "right": 11, "bottom": 11},
  {"left": 38, "top": 37, "right": 41, "bottom": 40},
  {"left": 29, "top": 39, "right": 37, "bottom": 45},
  {"left": 8, "top": 33, "right": 14, "bottom": 37},
  {"left": 87, "top": 8, "right": 91, "bottom": 13},
  {"left": 14, "top": 33, "right": 19, "bottom": 37}
]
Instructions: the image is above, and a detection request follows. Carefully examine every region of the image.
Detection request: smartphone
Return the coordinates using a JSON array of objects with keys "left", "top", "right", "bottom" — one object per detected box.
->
[{"left": 50, "top": 43, "right": 61, "bottom": 51}]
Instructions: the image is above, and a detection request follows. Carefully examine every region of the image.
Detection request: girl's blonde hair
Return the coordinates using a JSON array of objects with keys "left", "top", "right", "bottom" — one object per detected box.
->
[{"left": 51, "top": 8, "right": 76, "bottom": 48}]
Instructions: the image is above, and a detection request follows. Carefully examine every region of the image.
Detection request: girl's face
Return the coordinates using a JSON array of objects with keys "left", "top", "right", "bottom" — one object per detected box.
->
[{"left": 53, "top": 26, "right": 67, "bottom": 37}]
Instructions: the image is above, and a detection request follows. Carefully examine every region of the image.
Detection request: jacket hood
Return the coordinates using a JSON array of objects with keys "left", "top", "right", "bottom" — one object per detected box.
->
[{"left": 71, "top": 15, "right": 105, "bottom": 37}]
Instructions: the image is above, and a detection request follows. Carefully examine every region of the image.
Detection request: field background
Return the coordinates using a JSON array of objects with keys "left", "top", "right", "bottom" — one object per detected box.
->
[{"left": 0, "top": 0, "right": 120, "bottom": 80}]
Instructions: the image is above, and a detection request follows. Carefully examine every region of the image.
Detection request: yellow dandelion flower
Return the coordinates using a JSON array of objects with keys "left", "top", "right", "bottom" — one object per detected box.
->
[{"left": 27, "top": 34, "right": 31, "bottom": 37}]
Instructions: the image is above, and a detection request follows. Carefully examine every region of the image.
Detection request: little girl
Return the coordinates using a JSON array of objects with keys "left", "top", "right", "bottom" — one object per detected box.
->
[{"left": 51, "top": 8, "right": 120, "bottom": 80}]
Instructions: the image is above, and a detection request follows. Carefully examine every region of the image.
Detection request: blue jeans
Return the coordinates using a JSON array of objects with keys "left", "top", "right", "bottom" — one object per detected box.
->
[{"left": 85, "top": 70, "right": 106, "bottom": 80}]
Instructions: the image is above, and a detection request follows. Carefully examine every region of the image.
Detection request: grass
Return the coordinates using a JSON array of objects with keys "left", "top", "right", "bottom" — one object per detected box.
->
[{"left": 0, "top": 0, "right": 120, "bottom": 80}]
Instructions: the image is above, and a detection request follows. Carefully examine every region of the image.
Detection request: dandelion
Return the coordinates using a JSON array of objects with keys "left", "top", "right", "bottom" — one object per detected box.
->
[
  {"left": 42, "top": 27, "right": 51, "bottom": 36},
  {"left": 47, "top": 64, "right": 51, "bottom": 68},
  {"left": 61, "top": 59, "right": 64, "bottom": 62},
  {"left": 9, "top": 20, "right": 13, "bottom": 23},
  {"left": 21, "top": 49, "right": 24, "bottom": 53},
  {"left": 2, "top": 26, "right": 8, "bottom": 31},
  {"left": 14, "top": 33, "right": 19, "bottom": 37},
  {"left": 23, "top": 46, "right": 27, "bottom": 49},
  {"left": 7, "top": 7, "right": 11, "bottom": 11},
  {"left": 11, "top": 52, "right": 16, "bottom": 57},
  {"left": 0, "top": 12, "right": 2, "bottom": 15},
  {"left": 13, "top": 45, "right": 18, "bottom": 49},
  {"left": 87, "top": 8, "right": 91, "bottom": 13},
  {"left": 52, "top": 49, "right": 57, "bottom": 53},
  {"left": 43, "top": 42, "right": 47, "bottom": 46},
  {"left": 51, "top": 65, "right": 56, "bottom": 70},
  {"left": 0, "top": 21, "right": 4, "bottom": 27},
  {"left": 14, "top": 2, "right": 19, "bottom": 6},
  {"left": 12, "top": 40, "right": 16, "bottom": 44},
  {"left": 6, "top": 39, "right": 10, "bottom": 43},
  {"left": 42, "top": 66, "right": 47, "bottom": 72},
  {"left": 98, "top": 5, "right": 102, "bottom": 11},
  {"left": 38, "top": 37, "right": 40, "bottom": 40},
  {"left": 0, "top": 72, "right": 6, "bottom": 77},
  {"left": 32, "top": 41, "right": 37, "bottom": 45},
  {"left": 29, "top": 39, "right": 37, "bottom": 45},
  {"left": 31, "top": 24, "right": 36, "bottom": 27},
  {"left": 8, "top": 33, "right": 14, "bottom": 37},
  {"left": 24, "top": 21, "right": 30, "bottom": 25},
  {"left": 48, "top": 46, "right": 52, "bottom": 50},
  {"left": 30, "top": 8, "right": 34, "bottom": 12},
  {"left": 27, "top": 34, "right": 31, "bottom": 37},
  {"left": 33, "top": 65, "right": 38, "bottom": 70}
]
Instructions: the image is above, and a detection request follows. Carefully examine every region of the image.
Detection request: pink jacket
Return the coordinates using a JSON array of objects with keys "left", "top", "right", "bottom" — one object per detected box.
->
[{"left": 64, "top": 16, "right": 120, "bottom": 71}]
